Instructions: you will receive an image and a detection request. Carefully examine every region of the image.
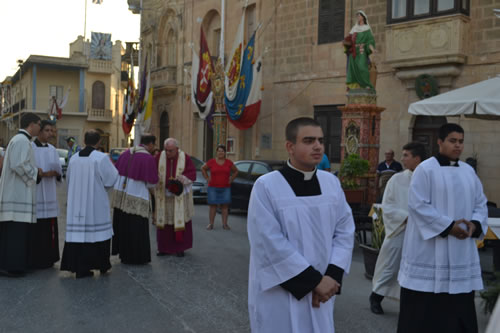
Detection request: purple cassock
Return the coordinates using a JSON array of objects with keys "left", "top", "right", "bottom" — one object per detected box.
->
[
  {"left": 154, "top": 152, "right": 196, "bottom": 254},
  {"left": 115, "top": 147, "right": 159, "bottom": 183},
  {"left": 112, "top": 145, "right": 159, "bottom": 264}
]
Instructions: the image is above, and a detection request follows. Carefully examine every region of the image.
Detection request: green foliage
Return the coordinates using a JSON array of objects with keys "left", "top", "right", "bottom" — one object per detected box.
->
[
  {"left": 371, "top": 205, "right": 385, "bottom": 250},
  {"left": 339, "top": 154, "right": 370, "bottom": 189},
  {"left": 480, "top": 273, "right": 500, "bottom": 314}
]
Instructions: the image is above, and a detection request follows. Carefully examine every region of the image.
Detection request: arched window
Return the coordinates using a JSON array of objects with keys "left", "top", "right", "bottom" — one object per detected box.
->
[
  {"left": 92, "top": 81, "right": 105, "bottom": 109},
  {"left": 202, "top": 10, "right": 221, "bottom": 58},
  {"left": 166, "top": 29, "right": 177, "bottom": 66}
]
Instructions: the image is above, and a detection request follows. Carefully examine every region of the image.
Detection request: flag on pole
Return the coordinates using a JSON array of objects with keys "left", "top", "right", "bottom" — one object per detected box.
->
[
  {"left": 225, "top": 32, "right": 262, "bottom": 130},
  {"left": 225, "top": 13, "right": 245, "bottom": 102},
  {"left": 122, "top": 55, "right": 136, "bottom": 135},
  {"left": 191, "top": 27, "right": 215, "bottom": 124}
]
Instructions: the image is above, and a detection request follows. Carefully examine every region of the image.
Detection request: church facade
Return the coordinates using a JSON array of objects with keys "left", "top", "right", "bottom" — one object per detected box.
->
[{"left": 133, "top": 0, "right": 500, "bottom": 204}]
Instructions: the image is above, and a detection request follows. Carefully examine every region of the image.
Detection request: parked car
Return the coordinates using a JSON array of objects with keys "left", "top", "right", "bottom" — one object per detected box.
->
[
  {"left": 109, "top": 147, "right": 128, "bottom": 164},
  {"left": 190, "top": 156, "right": 208, "bottom": 203},
  {"left": 56, "top": 148, "right": 68, "bottom": 177},
  {"left": 231, "top": 160, "right": 285, "bottom": 211}
]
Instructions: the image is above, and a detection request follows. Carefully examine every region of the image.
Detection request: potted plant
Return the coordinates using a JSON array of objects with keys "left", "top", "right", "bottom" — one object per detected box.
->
[
  {"left": 339, "top": 153, "right": 370, "bottom": 203},
  {"left": 359, "top": 205, "right": 385, "bottom": 279}
]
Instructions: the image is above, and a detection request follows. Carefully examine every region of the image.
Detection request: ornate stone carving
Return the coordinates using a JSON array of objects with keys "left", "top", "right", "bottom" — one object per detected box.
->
[{"left": 386, "top": 15, "right": 469, "bottom": 68}]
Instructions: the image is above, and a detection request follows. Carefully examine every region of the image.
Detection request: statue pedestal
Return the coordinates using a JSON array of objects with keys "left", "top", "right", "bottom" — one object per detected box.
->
[{"left": 339, "top": 89, "right": 385, "bottom": 204}]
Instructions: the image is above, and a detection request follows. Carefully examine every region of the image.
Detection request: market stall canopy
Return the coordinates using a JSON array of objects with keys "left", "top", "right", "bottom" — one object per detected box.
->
[{"left": 408, "top": 76, "right": 500, "bottom": 116}]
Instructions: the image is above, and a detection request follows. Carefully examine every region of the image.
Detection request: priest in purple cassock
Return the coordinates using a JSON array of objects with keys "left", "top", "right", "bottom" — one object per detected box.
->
[
  {"left": 111, "top": 134, "right": 158, "bottom": 265},
  {"left": 154, "top": 138, "right": 196, "bottom": 257}
]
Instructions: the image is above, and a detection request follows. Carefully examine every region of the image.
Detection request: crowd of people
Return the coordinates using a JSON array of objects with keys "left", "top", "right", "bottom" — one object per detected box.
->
[
  {"left": 0, "top": 112, "right": 211, "bottom": 279},
  {"left": 0, "top": 113, "right": 494, "bottom": 332}
]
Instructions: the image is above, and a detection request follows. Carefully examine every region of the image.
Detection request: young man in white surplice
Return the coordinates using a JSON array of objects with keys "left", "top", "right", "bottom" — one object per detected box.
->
[
  {"left": 247, "top": 117, "right": 355, "bottom": 333},
  {"left": 397, "top": 123, "right": 488, "bottom": 333}
]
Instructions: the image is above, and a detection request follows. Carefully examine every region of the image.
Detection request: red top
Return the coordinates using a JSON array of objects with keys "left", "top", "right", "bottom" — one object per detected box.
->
[{"left": 206, "top": 158, "right": 234, "bottom": 188}]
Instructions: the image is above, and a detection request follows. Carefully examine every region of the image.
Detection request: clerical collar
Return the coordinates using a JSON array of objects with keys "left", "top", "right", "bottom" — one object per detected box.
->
[
  {"left": 79, "top": 146, "right": 95, "bottom": 157},
  {"left": 287, "top": 160, "right": 316, "bottom": 181},
  {"left": 34, "top": 138, "right": 48, "bottom": 147},
  {"left": 18, "top": 129, "right": 32, "bottom": 140},
  {"left": 279, "top": 161, "right": 321, "bottom": 196},
  {"left": 435, "top": 153, "right": 459, "bottom": 167}
]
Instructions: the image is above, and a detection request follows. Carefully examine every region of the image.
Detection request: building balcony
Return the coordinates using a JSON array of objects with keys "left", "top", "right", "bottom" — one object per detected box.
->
[
  {"left": 151, "top": 66, "right": 177, "bottom": 94},
  {"left": 385, "top": 14, "right": 469, "bottom": 69},
  {"left": 87, "top": 108, "right": 112, "bottom": 122},
  {"left": 88, "top": 59, "right": 113, "bottom": 74}
]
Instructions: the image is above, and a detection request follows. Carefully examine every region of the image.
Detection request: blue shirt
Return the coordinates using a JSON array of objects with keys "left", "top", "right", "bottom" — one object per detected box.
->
[{"left": 317, "top": 154, "right": 330, "bottom": 170}]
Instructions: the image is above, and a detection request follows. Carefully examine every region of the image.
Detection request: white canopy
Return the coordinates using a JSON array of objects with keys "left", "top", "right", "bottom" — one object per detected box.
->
[{"left": 408, "top": 76, "right": 500, "bottom": 116}]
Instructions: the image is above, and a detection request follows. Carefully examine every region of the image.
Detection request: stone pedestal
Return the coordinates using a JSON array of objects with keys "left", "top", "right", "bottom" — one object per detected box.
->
[{"left": 339, "top": 89, "right": 385, "bottom": 204}]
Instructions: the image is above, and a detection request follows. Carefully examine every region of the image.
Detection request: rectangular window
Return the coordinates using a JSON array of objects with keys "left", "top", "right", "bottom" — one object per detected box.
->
[
  {"left": 318, "top": 0, "right": 345, "bottom": 45},
  {"left": 314, "top": 105, "right": 343, "bottom": 163},
  {"left": 392, "top": 0, "right": 407, "bottom": 19},
  {"left": 437, "top": 0, "right": 454, "bottom": 11},
  {"left": 414, "top": 0, "right": 430, "bottom": 16},
  {"left": 49, "top": 85, "right": 63, "bottom": 101},
  {"left": 388, "top": 0, "right": 468, "bottom": 23}
]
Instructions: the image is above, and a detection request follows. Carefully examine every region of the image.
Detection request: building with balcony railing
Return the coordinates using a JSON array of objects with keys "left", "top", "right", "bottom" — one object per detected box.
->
[{"left": 0, "top": 35, "right": 128, "bottom": 151}]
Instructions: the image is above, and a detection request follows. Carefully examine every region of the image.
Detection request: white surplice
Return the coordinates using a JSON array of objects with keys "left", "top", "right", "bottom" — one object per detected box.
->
[
  {"left": 398, "top": 158, "right": 488, "bottom": 294},
  {"left": 247, "top": 171, "right": 355, "bottom": 333},
  {"left": 66, "top": 150, "right": 118, "bottom": 243},
  {"left": 0, "top": 131, "right": 38, "bottom": 223},
  {"left": 372, "top": 169, "right": 412, "bottom": 298},
  {"left": 32, "top": 142, "right": 62, "bottom": 219}
]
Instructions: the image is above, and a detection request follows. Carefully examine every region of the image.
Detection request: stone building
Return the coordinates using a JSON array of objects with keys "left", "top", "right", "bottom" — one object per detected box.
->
[
  {"left": 0, "top": 35, "right": 128, "bottom": 151},
  {"left": 132, "top": 0, "right": 500, "bottom": 204}
]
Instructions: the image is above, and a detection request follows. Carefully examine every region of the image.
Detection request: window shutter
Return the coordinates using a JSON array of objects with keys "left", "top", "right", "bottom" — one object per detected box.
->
[{"left": 318, "top": 0, "right": 345, "bottom": 45}]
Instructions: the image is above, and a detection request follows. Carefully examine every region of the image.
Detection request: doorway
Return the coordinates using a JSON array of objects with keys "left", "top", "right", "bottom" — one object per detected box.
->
[
  {"left": 160, "top": 111, "right": 170, "bottom": 148},
  {"left": 412, "top": 116, "right": 447, "bottom": 157}
]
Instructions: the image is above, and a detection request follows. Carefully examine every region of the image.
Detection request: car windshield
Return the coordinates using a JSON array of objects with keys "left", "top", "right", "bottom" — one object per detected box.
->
[{"left": 191, "top": 157, "right": 204, "bottom": 171}]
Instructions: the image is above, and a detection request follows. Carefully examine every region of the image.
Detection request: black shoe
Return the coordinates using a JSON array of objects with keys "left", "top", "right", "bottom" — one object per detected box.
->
[
  {"left": 156, "top": 252, "right": 167, "bottom": 256},
  {"left": 76, "top": 271, "right": 94, "bottom": 279},
  {"left": 176, "top": 251, "right": 185, "bottom": 257},
  {"left": 369, "top": 293, "right": 384, "bottom": 315}
]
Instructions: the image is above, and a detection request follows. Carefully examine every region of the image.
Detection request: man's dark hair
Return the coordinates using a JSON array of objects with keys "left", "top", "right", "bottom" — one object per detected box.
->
[
  {"left": 285, "top": 117, "right": 321, "bottom": 143},
  {"left": 140, "top": 134, "right": 156, "bottom": 145},
  {"left": 216, "top": 144, "right": 226, "bottom": 153},
  {"left": 402, "top": 142, "right": 427, "bottom": 161},
  {"left": 20, "top": 112, "right": 41, "bottom": 129},
  {"left": 40, "top": 120, "right": 54, "bottom": 130},
  {"left": 84, "top": 130, "right": 101, "bottom": 146},
  {"left": 438, "top": 123, "right": 464, "bottom": 141}
]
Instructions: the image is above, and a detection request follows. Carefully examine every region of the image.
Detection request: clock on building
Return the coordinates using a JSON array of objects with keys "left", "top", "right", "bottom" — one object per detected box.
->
[{"left": 90, "top": 32, "right": 112, "bottom": 60}]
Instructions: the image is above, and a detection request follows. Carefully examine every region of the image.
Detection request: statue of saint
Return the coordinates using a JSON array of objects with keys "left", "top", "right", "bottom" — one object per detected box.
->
[{"left": 343, "top": 10, "right": 376, "bottom": 90}]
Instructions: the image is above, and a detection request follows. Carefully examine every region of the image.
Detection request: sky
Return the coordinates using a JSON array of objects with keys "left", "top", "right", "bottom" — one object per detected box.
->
[{"left": 0, "top": 0, "right": 140, "bottom": 80}]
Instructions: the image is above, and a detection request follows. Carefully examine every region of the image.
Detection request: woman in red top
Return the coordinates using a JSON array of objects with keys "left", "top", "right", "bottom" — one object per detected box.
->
[{"left": 201, "top": 145, "right": 238, "bottom": 230}]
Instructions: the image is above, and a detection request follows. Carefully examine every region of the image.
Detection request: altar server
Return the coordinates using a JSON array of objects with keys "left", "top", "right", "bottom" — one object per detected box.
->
[
  {"left": 398, "top": 123, "right": 488, "bottom": 333},
  {"left": 247, "top": 117, "right": 355, "bottom": 333}
]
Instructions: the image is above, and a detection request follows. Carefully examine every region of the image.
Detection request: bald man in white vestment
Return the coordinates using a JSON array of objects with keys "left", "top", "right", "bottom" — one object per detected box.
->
[{"left": 247, "top": 117, "right": 355, "bottom": 333}]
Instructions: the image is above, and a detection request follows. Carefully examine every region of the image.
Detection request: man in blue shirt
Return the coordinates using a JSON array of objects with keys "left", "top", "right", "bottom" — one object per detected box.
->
[
  {"left": 317, "top": 153, "right": 331, "bottom": 172},
  {"left": 66, "top": 137, "right": 81, "bottom": 163},
  {"left": 376, "top": 149, "right": 402, "bottom": 200}
]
